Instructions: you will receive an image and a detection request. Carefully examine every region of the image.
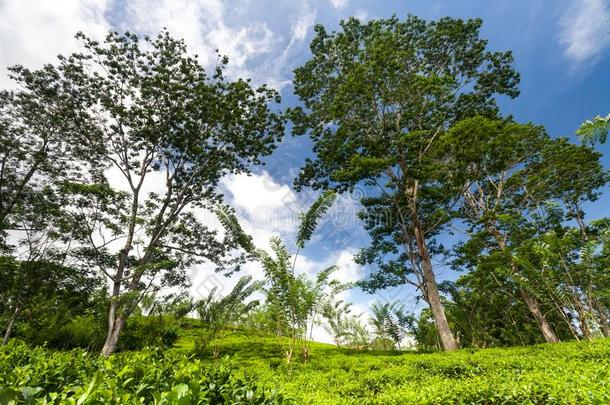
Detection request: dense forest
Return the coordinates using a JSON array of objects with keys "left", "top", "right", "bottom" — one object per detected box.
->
[{"left": 1, "top": 14, "right": 609, "bottom": 404}]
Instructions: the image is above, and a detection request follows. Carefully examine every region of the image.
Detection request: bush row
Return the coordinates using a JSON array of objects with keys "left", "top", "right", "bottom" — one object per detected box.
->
[{"left": 0, "top": 341, "right": 290, "bottom": 404}]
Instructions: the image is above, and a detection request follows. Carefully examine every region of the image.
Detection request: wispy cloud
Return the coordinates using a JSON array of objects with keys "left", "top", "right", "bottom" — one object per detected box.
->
[
  {"left": 291, "top": 6, "right": 316, "bottom": 41},
  {"left": 558, "top": 0, "right": 610, "bottom": 67},
  {"left": 120, "top": 0, "right": 279, "bottom": 82},
  {"left": 330, "top": 0, "right": 349, "bottom": 10},
  {"left": 117, "top": 0, "right": 319, "bottom": 91}
]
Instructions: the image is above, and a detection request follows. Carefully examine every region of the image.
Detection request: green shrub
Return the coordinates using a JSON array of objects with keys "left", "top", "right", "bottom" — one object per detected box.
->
[
  {"left": 51, "top": 315, "right": 107, "bottom": 350},
  {"left": 119, "top": 316, "right": 179, "bottom": 351},
  {"left": 178, "top": 333, "right": 610, "bottom": 404},
  {"left": 369, "top": 336, "right": 395, "bottom": 351},
  {"left": 0, "top": 341, "right": 291, "bottom": 404},
  {"left": 2, "top": 328, "right": 609, "bottom": 404}
]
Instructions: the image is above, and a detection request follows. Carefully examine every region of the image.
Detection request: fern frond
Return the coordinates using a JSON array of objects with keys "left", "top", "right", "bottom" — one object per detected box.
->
[
  {"left": 296, "top": 190, "right": 337, "bottom": 249},
  {"left": 215, "top": 206, "right": 256, "bottom": 254}
]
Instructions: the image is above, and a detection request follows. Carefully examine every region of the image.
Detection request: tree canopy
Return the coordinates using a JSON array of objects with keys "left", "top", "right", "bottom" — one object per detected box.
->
[{"left": 290, "top": 15, "right": 521, "bottom": 351}]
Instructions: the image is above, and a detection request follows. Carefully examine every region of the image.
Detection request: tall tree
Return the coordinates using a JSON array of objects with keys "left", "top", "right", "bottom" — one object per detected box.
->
[
  {"left": 444, "top": 116, "right": 607, "bottom": 343},
  {"left": 290, "top": 16, "right": 519, "bottom": 350},
  {"left": 52, "top": 30, "right": 284, "bottom": 356},
  {"left": 0, "top": 64, "right": 87, "bottom": 243}
]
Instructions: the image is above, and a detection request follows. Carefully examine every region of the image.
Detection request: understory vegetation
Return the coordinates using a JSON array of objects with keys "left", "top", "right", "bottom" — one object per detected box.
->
[{"left": 1, "top": 329, "right": 609, "bottom": 404}]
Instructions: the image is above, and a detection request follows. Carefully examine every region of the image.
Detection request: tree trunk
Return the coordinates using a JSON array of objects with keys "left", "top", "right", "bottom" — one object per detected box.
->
[
  {"left": 421, "top": 258, "right": 459, "bottom": 351},
  {"left": 2, "top": 304, "right": 20, "bottom": 346},
  {"left": 520, "top": 288, "right": 559, "bottom": 343},
  {"left": 101, "top": 273, "right": 125, "bottom": 356},
  {"left": 571, "top": 296, "right": 592, "bottom": 340},
  {"left": 414, "top": 223, "right": 458, "bottom": 351},
  {"left": 486, "top": 223, "right": 561, "bottom": 345},
  {"left": 101, "top": 315, "right": 125, "bottom": 357},
  {"left": 405, "top": 181, "right": 458, "bottom": 352},
  {"left": 594, "top": 301, "right": 610, "bottom": 337}
]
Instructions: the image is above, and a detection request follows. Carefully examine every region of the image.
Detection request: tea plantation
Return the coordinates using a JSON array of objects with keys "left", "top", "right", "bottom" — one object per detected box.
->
[{"left": 1, "top": 329, "right": 609, "bottom": 404}]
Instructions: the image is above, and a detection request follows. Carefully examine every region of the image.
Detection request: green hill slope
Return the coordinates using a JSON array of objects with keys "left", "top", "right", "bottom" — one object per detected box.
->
[
  {"left": 1, "top": 326, "right": 609, "bottom": 404},
  {"left": 173, "top": 328, "right": 610, "bottom": 404}
]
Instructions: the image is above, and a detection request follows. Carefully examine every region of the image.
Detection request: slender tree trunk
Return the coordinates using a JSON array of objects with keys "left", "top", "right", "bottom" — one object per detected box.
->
[
  {"left": 405, "top": 180, "right": 457, "bottom": 352},
  {"left": 520, "top": 288, "right": 559, "bottom": 343},
  {"left": 414, "top": 222, "right": 458, "bottom": 351},
  {"left": 101, "top": 315, "right": 125, "bottom": 356},
  {"left": 594, "top": 301, "right": 610, "bottom": 337},
  {"left": 101, "top": 186, "right": 141, "bottom": 357},
  {"left": 487, "top": 223, "right": 561, "bottom": 344},
  {"left": 102, "top": 267, "right": 126, "bottom": 356},
  {"left": 2, "top": 304, "right": 20, "bottom": 346}
]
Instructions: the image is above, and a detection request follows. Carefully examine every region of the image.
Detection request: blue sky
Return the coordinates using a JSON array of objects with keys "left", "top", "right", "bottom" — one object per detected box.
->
[{"left": 1, "top": 0, "right": 609, "bottom": 335}]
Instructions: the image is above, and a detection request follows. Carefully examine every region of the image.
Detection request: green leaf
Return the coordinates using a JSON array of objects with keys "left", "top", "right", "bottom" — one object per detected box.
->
[{"left": 296, "top": 191, "right": 337, "bottom": 248}]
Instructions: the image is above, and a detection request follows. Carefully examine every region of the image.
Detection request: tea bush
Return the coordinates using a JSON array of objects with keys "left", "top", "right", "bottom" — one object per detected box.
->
[
  {"left": 119, "top": 316, "right": 180, "bottom": 351},
  {"left": 2, "top": 333, "right": 609, "bottom": 404},
  {"left": 0, "top": 341, "right": 289, "bottom": 404},
  {"left": 183, "top": 333, "right": 610, "bottom": 404}
]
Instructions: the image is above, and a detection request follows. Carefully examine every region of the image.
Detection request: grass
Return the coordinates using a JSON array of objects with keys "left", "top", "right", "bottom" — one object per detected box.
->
[{"left": 1, "top": 323, "right": 609, "bottom": 404}]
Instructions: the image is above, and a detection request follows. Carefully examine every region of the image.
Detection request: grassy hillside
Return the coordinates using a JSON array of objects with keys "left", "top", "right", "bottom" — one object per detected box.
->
[{"left": 1, "top": 325, "right": 609, "bottom": 404}]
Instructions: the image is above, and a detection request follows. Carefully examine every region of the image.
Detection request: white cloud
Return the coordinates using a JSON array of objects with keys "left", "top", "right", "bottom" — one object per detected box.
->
[
  {"left": 558, "top": 0, "right": 610, "bottom": 66},
  {"left": 222, "top": 171, "right": 297, "bottom": 212},
  {"left": 0, "top": 0, "right": 110, "bottom": 87},
  {"left": 0, "top": 0, "right": 316, "bottom": 92},
  {"left": 291, "top": 7, "right": 316, "bottom": 41},
  {"left": 332, "top": 248, "right": 364, "bottom": 283},
  {"left": 330, "top": 0, "right": 349, "bottom": 10},
  {"left": 221, "top": 171, "right": 301, "bottom": 244},
  {"left": 257, "top": 3, "right": 316, "bottom": 90},
  {"left": 120, "top": 0, "right": 279, "bottom": 81}
]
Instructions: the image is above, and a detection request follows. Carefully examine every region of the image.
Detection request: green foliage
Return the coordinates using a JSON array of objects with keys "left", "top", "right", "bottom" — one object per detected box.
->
[
  {"left": 369, "top": 302, "right": 414, "bottom": 349},
  {"left": 1, "top": 258, "right": 101, "bottom": 347},
  {"left": 195, "top": 275, "right": 262, "bottom": 355},
  {"left": 223, "top": 190, "right": 343, "bottom": 362},
  {"left": 215, "top": 207, "right": 257, "bottom": 258},
  {"left": 172, "top": 329, "right": 610, "bottom": 404},
  {"left": 0, "top": 341, "right": 289, "bottom": 404},
  {"left": 321, "top": 299, "right": 371, "bottom": 350},
  {"left": 296, "top": 191, "right": 336, "bottom": 249},
  {"left": 3, "top": 317, "right": 610, "bottom": 404},
  {"left": 0, "top": 62, "right": 87, "bottom": 237},
  {"left": 444, "top": 116, "right": 609, "bottom": 345},
  {"left": 577, "top": 113, "right": 610, "bottom": 146},
  {"left": 55, "top": 315, "right": 107, "bottom": 350},
  {"left": 291, "top": 14, "right": 521, "bottom": 352},
  {"left": 259, "top": 237, "right": 340, "bottom": 362},
  {"left": 369, "top": 336, "right": 395, "bottom": 351},
  {"left": 142, "top": 293, "right": 195, "bottom": 320},
  {"left": 119, "top": 316, "right": 180, "bottom": 351},
  {"left": 237, "top": 304, "right": 279, "bottom": 337}
]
